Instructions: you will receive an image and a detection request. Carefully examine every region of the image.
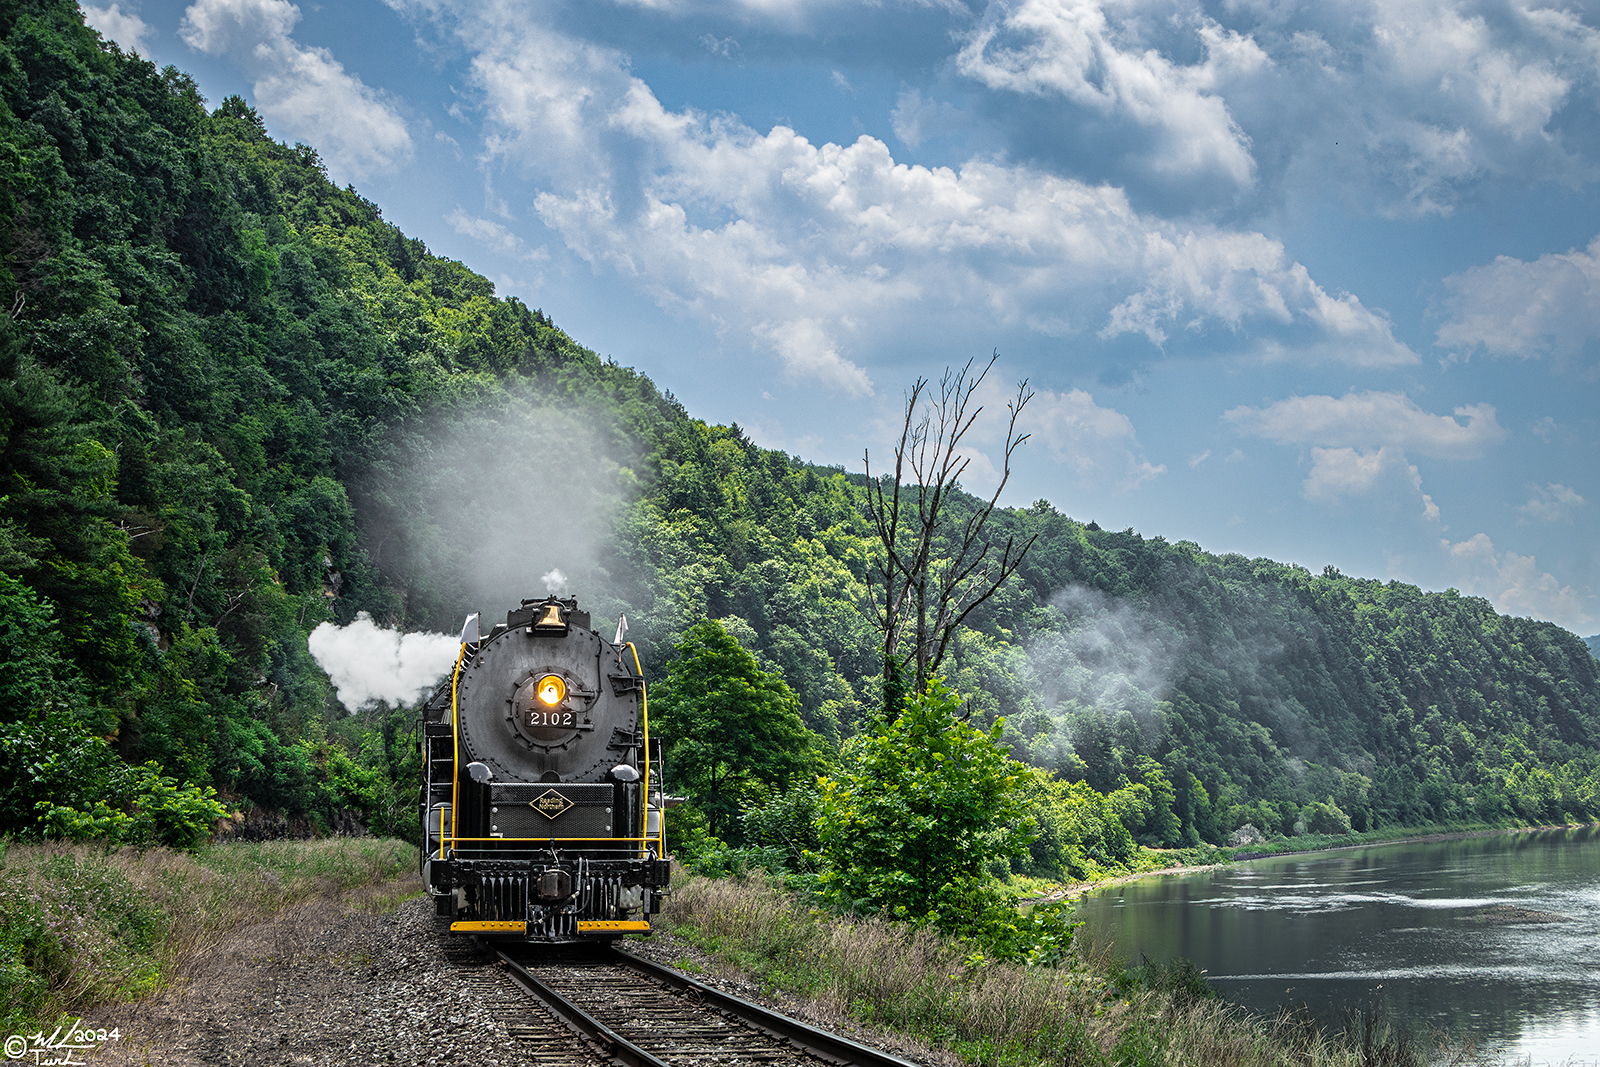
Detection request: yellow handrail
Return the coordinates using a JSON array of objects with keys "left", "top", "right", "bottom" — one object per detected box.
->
[
  {"left": 625, "top": 642, "right": 662, "bottom": 857},
  {"left": 446, "top": 641, "right": 465, "bottom": 860}
]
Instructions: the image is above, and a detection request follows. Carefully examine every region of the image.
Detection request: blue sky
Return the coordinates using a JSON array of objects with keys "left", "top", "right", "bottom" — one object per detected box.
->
[{"left": 85, "top": 0, "right": 1600, "bottom": 634}]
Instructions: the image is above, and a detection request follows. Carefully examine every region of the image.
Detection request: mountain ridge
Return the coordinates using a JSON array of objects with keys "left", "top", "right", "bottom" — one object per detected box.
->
[{"left": 1, "top": 0, "right": 1596, "bottom": 846}]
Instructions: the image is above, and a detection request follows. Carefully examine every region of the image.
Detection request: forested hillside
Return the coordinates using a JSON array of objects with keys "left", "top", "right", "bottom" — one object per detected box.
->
[{"left": 2, "top": 0, "right": 1597, "bottom": 856}]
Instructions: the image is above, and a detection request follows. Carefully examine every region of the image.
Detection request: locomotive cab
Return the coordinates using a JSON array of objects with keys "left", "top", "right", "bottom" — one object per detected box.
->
[{"left": 419, "top": 596, "right": 670, "bottom": 941}]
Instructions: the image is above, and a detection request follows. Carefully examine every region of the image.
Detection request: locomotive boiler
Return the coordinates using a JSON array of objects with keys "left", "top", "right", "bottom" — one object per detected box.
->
[{"left": 419, "top": 595, "right": 669, "bottom": 941}]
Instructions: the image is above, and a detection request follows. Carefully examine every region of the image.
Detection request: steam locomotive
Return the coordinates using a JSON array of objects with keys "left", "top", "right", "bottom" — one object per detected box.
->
[{"left": 419, "top": 596, "right": 669, "bottom": 941}]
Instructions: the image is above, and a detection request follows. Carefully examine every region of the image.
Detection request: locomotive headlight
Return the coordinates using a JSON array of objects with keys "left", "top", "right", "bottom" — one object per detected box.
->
[{"left": 536, "top": 674, "right": 567, "bottom": 706}]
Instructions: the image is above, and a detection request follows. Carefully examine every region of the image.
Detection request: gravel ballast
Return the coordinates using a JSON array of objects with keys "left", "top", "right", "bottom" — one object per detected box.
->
[{"left": 75, "top": 883, "right": 946, "bottom": 1066}]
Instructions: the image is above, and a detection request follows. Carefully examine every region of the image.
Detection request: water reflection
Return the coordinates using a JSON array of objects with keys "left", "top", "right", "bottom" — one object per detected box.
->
[{"left": 1074, "top": 826, "right": 1600, "bottom": 1065}]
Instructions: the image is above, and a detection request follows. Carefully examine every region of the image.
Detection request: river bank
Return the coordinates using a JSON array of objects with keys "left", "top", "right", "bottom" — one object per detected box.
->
[
  {"left": 1225, "top": 819, "right": 1597, "bottom": 862},
  {"left": 1032, "top": 819, "right": 1600, "bottom": 905},
  {"left": 660, "top": 871, "right": 1423, "bottom": 1067}
]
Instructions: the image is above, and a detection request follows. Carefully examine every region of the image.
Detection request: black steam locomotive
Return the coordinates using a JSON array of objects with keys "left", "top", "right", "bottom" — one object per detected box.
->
[{"left": 419, "top": 596, "right": 669, "bottom": 941}]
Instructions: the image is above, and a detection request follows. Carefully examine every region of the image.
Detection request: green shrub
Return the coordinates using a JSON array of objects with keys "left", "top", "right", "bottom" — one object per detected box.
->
[
  {"left": 812, "top": 680, "right": 1081, "bottom": 964},
  {"left": 1303, "top": 798, "right": 1354, "bottom": 836},
  {"left": 741, "top": 783, "right": 822, "bottom": 867},
  {"left": 684, "top": 844, "right": 791, "bottom": 879},
  {"left": 814, "top": 679, "right": 1032, "bottom": 924},
  {"left": 2, "top": 711, "right": 227, "bottom": 848}
]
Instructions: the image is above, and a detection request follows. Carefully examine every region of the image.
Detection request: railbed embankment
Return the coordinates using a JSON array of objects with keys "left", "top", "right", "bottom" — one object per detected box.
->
[{"left": 0, "top": 836, "right": 417, "bottom": 1035}]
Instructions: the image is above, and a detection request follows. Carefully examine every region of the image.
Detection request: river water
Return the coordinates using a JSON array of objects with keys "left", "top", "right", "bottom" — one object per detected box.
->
[{"left": 1073, "top": 826, "right": 1600, "bottom": 1065}]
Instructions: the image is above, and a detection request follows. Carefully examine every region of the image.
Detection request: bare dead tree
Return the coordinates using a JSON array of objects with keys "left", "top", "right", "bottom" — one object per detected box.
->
[{"left": 864, "top": 353, "right": 1036, "bottom": 701}]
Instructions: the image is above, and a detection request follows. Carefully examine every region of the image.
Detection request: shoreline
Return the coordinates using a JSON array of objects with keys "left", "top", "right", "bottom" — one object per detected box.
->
[
  {"left": 1227, "top": 819, "right": 1592, "bottom": 862},
  {"left": 1036, "top": 820, "right": 1597, "bottom": 903}
]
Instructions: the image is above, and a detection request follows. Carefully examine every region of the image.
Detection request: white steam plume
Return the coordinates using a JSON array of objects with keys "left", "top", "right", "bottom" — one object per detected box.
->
[
  {"left": 365, "top": 393, "right": 635, "bottom": 630},
  {"left": 308, "top": 612, "right": 459, "bottom": 712},
  {"left": 1022, "top": 585, "right": 1186, "bottom": 768},
  {"left": 1030, "top": 585, "right": 1185, "bottom": 712}
]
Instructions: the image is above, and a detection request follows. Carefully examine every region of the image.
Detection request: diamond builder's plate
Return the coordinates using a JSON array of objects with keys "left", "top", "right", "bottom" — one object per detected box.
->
[{"left": 531, "top": 789, "right": 575, "bottom": 818}]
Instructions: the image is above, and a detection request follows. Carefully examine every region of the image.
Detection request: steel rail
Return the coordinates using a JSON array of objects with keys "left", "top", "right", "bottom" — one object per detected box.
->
[
  {"left": 608, "top": 948, "right": 926, "bottom": 1067},
  {"left": 496, "top": 950, "right": 670, "bottom": 1067}
]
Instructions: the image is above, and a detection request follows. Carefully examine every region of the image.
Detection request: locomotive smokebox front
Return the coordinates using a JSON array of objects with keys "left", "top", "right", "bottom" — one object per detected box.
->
[{"left": 454, "top": 598, "right": 627, "bottom": 785}]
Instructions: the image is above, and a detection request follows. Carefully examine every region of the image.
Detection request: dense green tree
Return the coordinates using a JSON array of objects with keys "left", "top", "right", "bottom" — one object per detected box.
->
[
  {"left": 814, "top": 679, "right": 1033, "bottom": 922},
  {"left": 1015, "top": 768, "right": 1137, "bottom": 879},
  {"left": 651, "top": 619, "right": 820, "bottom": 838}
]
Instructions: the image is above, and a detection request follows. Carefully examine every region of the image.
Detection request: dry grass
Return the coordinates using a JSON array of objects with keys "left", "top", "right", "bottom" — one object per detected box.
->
[
  {"left": 0, "top": 837, "right": 418, "bottom": 1031},
  {"left": 663, "top": 873, "right": 1433, "bottom": 1067}
]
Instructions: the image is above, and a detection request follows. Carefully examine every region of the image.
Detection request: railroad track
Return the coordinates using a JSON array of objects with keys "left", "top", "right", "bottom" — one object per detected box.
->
[
  {"left": 496, "top": 946, "right": 925, "bottom": 1067},
  {"left": 433, "top": 938, "right": 607, "bottom": 1065}
]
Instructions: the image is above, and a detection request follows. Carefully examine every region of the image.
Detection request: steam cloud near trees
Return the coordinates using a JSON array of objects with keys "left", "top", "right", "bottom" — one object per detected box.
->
[{"left": 307, "top": 613, "right": 458, "bottom": 712}]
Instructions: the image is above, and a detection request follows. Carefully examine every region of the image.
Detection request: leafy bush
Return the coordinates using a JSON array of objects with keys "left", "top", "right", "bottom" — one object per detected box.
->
[
  {"left": 1, "top": 711, "right": 227, "bottom": 849},
  {"left": 814, "top": 679, "right": 1032, "bottom": 922},
  {"left": 37, "top": 764, "right": 226, "bottom": 850},
  {"left": 1303, "top": 797, "right": 1355, "bottom": 836},
  {"left": 682, "top": 845, "right": 791, "bottom": 879},
  {"left": 813, "top": 679, "right": 1079, "bottom": 963},
  {"left": 741, "top": 782, "right": 822, "bottom": 868},
  {"left": 664, "top": 800, "right": 723, "bottom": 862}
]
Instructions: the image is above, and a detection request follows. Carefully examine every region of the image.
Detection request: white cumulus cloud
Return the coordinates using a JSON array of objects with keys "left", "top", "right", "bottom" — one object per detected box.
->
[
  {"left": 387, "top": 0, "right": 1417, "bottom": 392},
  {"left": 446, "top": 208, "right": 543, "bottom": 261},
  {"left": 752, "top": 319, "right": 874, "bottom": 396},
  {"left": 948, "top": 0, "right": 1600, "bottom": 216},
  {"left": 1021, "top": 385, "right": 1166, "bottom": 489},
  {"left": 1517, "top": 483, "right": 1584, "bottom": 524},
  {"left": 83, "top": 3, "right": 152, "bottom": 55},
  {"left": 1436, "top": 234, "right": 1600, "bottom": 367},
  {"left": 1443, "top": 533, "right": 1591, "bottom": 631},
  {"left": 966, "top": 378, "right": 1164, "bottom": 490},
  {"left": 1227, "top": 391, "right": 1501, "bottom": 512},
  {"left": 957, "top": 0, "right": 1265, "bottom": 191},
  {"left": 181, "top": 0, "right": 414, "bottom": 183},
  {"left": 1302, "top": 446, "right": 1439, "bottom": 519},
  {"left": 1224, "top": 390, "right": 1504, "bottom": 458}
]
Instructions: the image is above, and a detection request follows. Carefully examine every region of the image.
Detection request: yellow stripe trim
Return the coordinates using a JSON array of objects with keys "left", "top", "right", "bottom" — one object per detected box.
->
[
  {"left": 451, "top": 836, "right": 651, "bottom": 843},
  {"left": 447, "top": 641, "right": 465, "bottom": 859},
  {"left": 578, "top": 920, "right": 651, "bottom": 932},
  {"left": 451, "top": 921, "right": 526, "bottom": 932}
]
